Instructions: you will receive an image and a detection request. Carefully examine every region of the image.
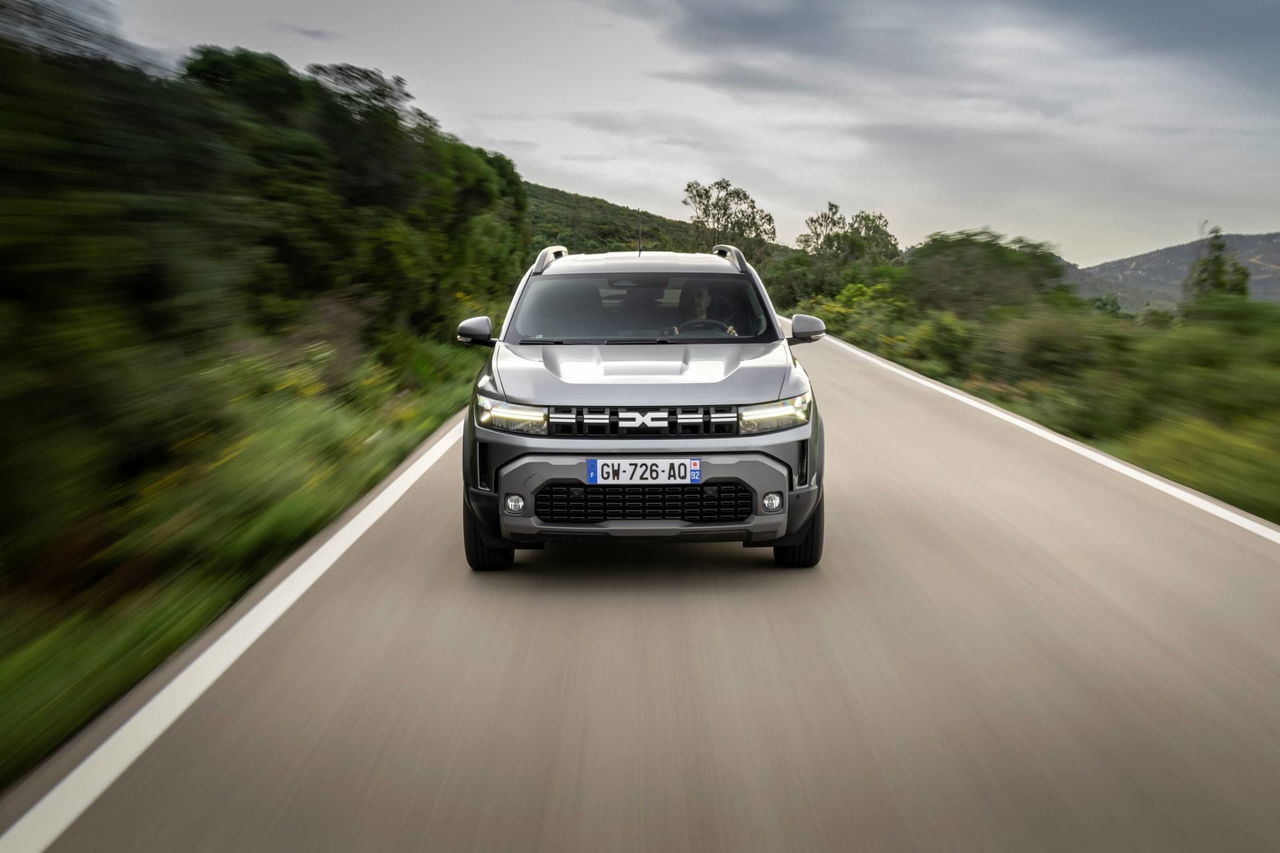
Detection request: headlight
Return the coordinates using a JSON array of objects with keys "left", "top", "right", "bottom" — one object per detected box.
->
[
  {"left": 476, "top": 395, "right": 547, "bottom": 435},
  {"left": 739, "top": 392, "right": 811, "bottom": 434}
]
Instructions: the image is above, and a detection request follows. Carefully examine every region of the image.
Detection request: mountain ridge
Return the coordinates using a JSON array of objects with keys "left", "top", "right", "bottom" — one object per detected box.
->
[{"left": 1066, "top": 232, "right": 1280, "bottom": 309}]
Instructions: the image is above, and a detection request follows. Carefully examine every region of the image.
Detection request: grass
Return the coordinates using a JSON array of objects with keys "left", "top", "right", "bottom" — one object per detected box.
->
[{"left": 0, "top": 573, "right": 248, "bottom": 787}]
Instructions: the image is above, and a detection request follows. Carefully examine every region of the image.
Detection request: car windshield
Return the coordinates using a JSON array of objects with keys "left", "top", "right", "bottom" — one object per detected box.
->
[{"left": 506, "top": 273, "right": 778, "bottom": 343}]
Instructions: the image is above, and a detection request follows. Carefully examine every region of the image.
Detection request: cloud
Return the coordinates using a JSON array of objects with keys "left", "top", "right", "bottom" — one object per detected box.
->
[
  {"left": 605, "top": 0, "right": 1280, "bottom": 125},
  {"left": 562, "top": 110, "right": 739, "bottom": 151},
  {"left": 1009, "top": 0, "right": 1280, "bottom": 89},
  {"left": 609, "top": 0, "right": 1280, "bottom": 93},
  {"left": 650, "top": 62, "right": 812, "bottom": 96},
  {"left": 478, "top": 138, "right": 540, "bottom": 152},
  {"left": 272, "top": 22, "right": 339, "bottom": 41}
]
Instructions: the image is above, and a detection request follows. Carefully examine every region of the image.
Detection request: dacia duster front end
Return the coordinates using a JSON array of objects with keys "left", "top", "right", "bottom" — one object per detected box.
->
[{"left": 457, "top": 245, "right": 825, "bottom": 570}]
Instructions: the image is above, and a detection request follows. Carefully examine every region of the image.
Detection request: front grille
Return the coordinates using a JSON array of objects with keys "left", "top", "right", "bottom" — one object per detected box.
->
[
  {"left": 534, "top": 480, "right": 754, "bottom": 524},
  {"left": 548, "top": 405, "right": 738, "bottom": 437}
]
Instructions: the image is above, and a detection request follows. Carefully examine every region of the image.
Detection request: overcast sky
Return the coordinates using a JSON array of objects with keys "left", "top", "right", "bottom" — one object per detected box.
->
[{"left": 117, "top": 0, "right": 1279, "bottom": 265}]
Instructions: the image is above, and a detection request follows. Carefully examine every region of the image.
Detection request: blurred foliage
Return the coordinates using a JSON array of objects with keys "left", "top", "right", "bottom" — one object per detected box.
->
[
  {"left": 0, "top": 39, "right": 524, "bottom": 784},
  {"left": 1111, "top": 415, "right": 1280, "bottom": 523},
  {"left": 0, "top": 42, "right": 524, "bottom": 588},
  {"left": 1, "top": 571, "right": 247, "bottom": 787},
  {"left": 780, "top": 223, "right": 1279, "bottom": 524},
  {"left": 903, "top": 230, "right": 1064, "bottom": 317}
]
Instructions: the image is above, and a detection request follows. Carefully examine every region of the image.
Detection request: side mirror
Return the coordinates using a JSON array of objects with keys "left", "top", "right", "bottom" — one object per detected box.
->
[
  {"left": 788, "top": 313, "right": 826, "bottom": 344},
  {"left": 456, "top": 316, "right": 495, "bottom": 347}
]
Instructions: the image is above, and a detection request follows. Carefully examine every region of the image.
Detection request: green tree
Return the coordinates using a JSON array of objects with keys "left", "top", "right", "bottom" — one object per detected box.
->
[
  {"left": 797, "top": 202, "right": 848, "bottom": 257},
  {"left": 681, "top": 178, "right": 776, "bottom": 258},
  {"left": 796, "top": 203, "right": 899, "bottom": 265},
  {"left": 850, "top": 210, "right": 900, "bottom": 264},
  {"left": 1183, "top": 225, "right": 1249, "bottom": 303}
]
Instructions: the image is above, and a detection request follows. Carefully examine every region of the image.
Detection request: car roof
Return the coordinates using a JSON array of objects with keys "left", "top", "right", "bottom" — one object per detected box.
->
[{"left": 538, "top": 251, "right": 746, "bottom": 276}]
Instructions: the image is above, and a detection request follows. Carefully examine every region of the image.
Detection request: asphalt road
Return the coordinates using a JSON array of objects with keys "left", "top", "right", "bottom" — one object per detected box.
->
[{"left": 5, "top": 337, "right": 1280, "bottom": 851}]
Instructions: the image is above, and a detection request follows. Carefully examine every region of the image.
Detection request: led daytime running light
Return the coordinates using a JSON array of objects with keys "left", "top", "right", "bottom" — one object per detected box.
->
[
  {"left": 476, "top": 395, "right": 548, "bottom": 434},
  {"left": 738, "top": 392, "right": 811, "bottom": 433}
]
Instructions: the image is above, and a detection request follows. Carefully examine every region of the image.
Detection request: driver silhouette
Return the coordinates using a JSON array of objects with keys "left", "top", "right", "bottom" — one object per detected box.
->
[{"left": 676, "top": 282, "right": 736, "bottom": 336}]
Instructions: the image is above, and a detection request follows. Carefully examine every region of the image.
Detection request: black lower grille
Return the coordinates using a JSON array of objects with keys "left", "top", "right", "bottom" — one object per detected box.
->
[{"left": 534, "top": 481, "right": 754, "bottom": 524}]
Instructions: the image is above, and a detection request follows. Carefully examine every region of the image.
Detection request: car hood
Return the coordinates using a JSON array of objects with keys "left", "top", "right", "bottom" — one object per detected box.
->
[{"left": 490, "top": 341, "right": 794, "bottom": 406}]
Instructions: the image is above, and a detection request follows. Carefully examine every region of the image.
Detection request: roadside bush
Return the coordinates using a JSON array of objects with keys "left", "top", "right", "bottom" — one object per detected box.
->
[
  {"left": 902, "top": 311, "right": 972, "bottom": 376},
  {"left": 794, "top": 281, "right": 915, "bottom": 354},
  {"left": 1113, "top": 414, "right": 1280, "bottom": 523},
  {"left": 1002, "top": 382, "right": 1091, "bottom": 436},
  {"left": 106, "top": 396, "right": 409, "bottom": 571},
  {"left": 104, "top": 344, "right": 476, "bottom": 576},
  {"left": 378, "top": 329, "right": 485, "bottom": 391},
  {"left": 974, "top": 309, "right": 1104, "bottom": 381},
  {"left": 1133, "top": 308, "right": 1280, "bottom": 425},
  {"left": 1062, "top": 369, "right": 1150, "bottom": 438}
]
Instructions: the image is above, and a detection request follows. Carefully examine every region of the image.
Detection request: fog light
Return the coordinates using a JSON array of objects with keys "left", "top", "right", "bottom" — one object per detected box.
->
[
  {"left": 762, "top": 491, "right": 783, "bottom": 512},
  {"left": 505, "top": 494, "right": 525, "bottom": 514}
]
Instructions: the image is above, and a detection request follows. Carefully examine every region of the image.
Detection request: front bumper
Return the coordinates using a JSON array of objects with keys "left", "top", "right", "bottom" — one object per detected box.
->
[{"left": 463, "top": 416, "right": 823, "bottom": 547}]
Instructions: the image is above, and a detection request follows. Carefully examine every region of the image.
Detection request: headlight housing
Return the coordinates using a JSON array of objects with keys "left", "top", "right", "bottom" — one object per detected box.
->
[
  {"left": 738, "top": 392, "right": 811, "bottom": 434},
  {"left": 475, "top": 395, "right": 547, "bottom": 435}
]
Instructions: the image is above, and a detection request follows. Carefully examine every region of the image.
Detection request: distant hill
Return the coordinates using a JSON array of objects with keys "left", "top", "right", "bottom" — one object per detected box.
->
[
  {"left": 524, "top": 182, "right": 794, "bottom": 261},
  {"left": 525, "top": 183, "right": 698, "bottom": 255},
  {"left": 1067, "top": 232, "right": 1280, "bottom": 310}
]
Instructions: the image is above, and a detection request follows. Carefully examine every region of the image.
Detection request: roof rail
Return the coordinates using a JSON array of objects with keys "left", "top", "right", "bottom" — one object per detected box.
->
[
  {"left": 531, "top": 245, "right": 569, "bottom": 275},
  {"left": 711, "top": 244, "right": 749, "bottom": 273}
]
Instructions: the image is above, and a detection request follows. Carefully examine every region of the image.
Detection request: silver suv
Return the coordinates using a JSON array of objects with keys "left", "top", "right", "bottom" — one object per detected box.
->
[{"left": 456, "top": 245, "right": 825, "bottom": 571}]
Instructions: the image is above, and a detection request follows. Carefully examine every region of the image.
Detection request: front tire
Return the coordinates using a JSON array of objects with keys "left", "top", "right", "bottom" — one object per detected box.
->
[
  {"left": 464, "top": 500, "right": 514, "bottom": 571},
  {"left": 773, "top": 498, "right": 823, "bottom": 568}
]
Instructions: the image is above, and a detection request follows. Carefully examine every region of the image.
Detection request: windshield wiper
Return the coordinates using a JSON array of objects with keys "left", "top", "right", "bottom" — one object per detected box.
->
[
  {"left": 603, "top": 338, "right": 673, "bottom": 344},
  {"left": 662, "top": 337, "right": 751, "bottom": 343},
  {"left": 517, "top": 338, "right": 605, "bottom": 345}
]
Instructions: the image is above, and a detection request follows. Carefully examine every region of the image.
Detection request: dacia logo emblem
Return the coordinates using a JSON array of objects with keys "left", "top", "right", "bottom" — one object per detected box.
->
[{"left": 617, "top": 410, "right": 668, "bottom": 429}]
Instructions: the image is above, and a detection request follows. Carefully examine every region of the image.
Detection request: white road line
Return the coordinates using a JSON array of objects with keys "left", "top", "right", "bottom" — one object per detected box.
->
[
  {"left": 0, "top": 423, "right": 465, "bottom": 853},
  {"left": 824, "top": 335, "right": 1280, "bottom": 548}
]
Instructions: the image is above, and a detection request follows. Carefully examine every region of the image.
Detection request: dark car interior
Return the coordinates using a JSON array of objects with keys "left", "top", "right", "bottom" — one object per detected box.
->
[{"left": 512, "top": 274, "right": 773, "bottom": 341}]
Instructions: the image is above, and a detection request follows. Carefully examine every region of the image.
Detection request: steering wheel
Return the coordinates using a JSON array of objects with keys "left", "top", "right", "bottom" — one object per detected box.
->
[{"left": 678, "top": 318, "right": 731, "bottom": 335}]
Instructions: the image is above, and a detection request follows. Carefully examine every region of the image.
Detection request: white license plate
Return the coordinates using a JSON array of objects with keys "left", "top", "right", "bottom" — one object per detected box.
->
[{"left": 587, "top": 458, "right": 701, "bottom": 485}]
